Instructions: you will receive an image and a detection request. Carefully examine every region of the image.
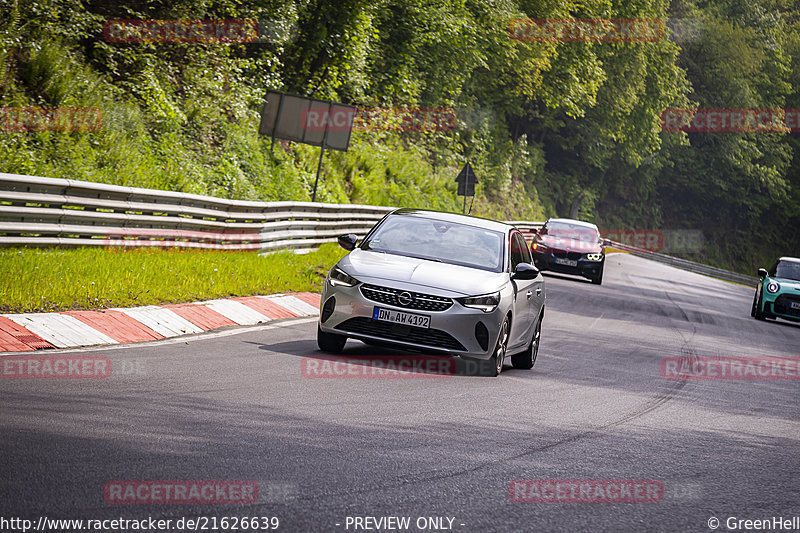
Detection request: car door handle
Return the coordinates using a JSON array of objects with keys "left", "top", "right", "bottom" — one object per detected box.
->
[
  {"left": 526, "top": 290, "right": 533, "bottom": 299},
  {"left": 535, "top": 287, "right": 542, "bottom": 296}
]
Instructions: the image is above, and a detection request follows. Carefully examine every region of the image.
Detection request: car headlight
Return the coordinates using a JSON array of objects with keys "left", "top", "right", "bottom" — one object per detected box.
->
[
  {"left": 457, "top": 292, "right": 500, "bottom": 312},
  {"left": 328, "top": 266, "right": 359, "bottom": 287},
  {"left": 766, "top": 281, "right": 780, "bottom": 293},
  {"left": 586, "top": 253, "right": 603, "bottom": 261}
]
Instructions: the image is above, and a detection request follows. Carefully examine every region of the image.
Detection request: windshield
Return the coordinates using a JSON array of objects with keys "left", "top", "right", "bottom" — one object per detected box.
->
[
  {"left": 543, "top": 222, "right": 599, "bottom": 240},
  {"left": 541, "top": 222, "right": 599, "bottom": 250},
  {"left": 774, "top": 261, "right": 800, "bottom": 281},
  {"left": 361, "top": 215, "right": 505, "bottom": 272}
]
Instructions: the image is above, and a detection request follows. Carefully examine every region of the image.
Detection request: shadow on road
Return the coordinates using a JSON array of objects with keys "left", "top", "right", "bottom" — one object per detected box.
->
[
  {"left": 541, "top": 271, "right": 593, "bottom": 284},
  {"left": 250, "top": 339, "right": 532, "bottom": 377}
]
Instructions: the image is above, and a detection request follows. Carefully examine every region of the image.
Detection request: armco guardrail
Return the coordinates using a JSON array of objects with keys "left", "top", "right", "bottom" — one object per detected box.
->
[
  {"left": 0, "top": 172, "right": 755, "bottom": 286},
  {"left": 0, "top": 173, "right": 395, "bottom": 252},
  {"left": 0, "top": 173, "right": 545, "bottom": 252},
  {"left": 607, "top": 240, "right": 757, "bottom": 286}
]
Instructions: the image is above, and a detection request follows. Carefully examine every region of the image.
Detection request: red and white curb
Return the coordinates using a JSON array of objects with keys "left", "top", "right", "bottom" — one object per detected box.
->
[{"left": 0, "top": 292, "right": 320, "bottom": 352}]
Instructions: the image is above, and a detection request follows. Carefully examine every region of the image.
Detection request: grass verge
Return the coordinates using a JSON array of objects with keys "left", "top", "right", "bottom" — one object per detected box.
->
[{"left": 0, "top": 244, "right": 347, "bottom": 313}]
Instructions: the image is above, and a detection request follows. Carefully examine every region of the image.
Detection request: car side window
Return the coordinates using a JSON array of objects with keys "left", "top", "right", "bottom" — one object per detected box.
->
[{"left": 510, "top": 232, "right": 526, "bottom": 270}]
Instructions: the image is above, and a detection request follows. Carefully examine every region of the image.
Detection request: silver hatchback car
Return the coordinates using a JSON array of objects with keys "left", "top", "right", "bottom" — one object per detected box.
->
[{"left": 317, "top": 209, "right": 545, "bottom": 376}]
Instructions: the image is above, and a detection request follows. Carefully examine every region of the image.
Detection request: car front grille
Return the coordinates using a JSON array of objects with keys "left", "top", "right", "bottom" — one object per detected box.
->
[
  {"left": 552, "top": 251, "right": 583, "bottom": 260},
  {"left": 335, "top": 317, "right": 466, "bottom": 351},
  {"left": 774, "top": 294, "right": 800, "bottom": 317},
  {"left": 360, "top": 284, "right": 453, "bottom": 312}
]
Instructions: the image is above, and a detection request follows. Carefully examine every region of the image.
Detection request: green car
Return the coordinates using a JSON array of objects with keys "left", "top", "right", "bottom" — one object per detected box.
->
[{"left": 752, "top": 257, "right": 800, "bottom": 321}]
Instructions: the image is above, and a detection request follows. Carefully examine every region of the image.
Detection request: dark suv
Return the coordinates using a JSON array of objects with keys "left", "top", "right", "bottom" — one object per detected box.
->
[{"left": 530, "top": 218, "right": 606, "bottom": 285}]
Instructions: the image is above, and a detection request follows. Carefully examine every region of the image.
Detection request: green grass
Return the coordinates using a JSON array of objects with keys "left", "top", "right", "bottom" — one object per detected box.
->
[{"left": 0, "top": 244, "right": 347, "bottom": 313}]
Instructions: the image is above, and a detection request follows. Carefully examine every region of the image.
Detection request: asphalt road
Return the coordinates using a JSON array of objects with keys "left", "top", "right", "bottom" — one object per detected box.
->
[{"left": 2, "top": 253, "right": 799, "bottom": 533}]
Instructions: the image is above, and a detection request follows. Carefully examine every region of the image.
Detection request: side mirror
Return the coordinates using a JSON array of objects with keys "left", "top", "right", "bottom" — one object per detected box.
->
[
  {"left": 602, "top": 238, "right": 611, "bottom": 247},
  {"left": 529, "top": 228, "right": 540, "bottom": 236},
  {"left": 512, "top": 262, "right": 539, "bottom": 280},
  {"left": 758, "top": 268, "right": 768, "bottom": 279},
  {"left": 337, "top": 234, "right": 358, "bottom": 251}
]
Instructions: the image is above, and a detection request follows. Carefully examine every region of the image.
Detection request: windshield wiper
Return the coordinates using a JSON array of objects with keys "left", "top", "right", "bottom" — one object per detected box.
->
[
  {"left": 368, "top": 250, "right": 443, "bottom": 262},
  {"left": 405, "top": 254, "right": 442, "bottom": 262}
]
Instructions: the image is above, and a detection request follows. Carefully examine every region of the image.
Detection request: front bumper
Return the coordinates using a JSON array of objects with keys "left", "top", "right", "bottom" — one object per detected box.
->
[
  {"left": 763, "top": 291, "right": 800, "bottom": 321},
  {"left": 533, "top": 252, "right": 604, "bottom": 278},
  {"left": 319, "top": 280, "right": 506, "bottom": 359}
]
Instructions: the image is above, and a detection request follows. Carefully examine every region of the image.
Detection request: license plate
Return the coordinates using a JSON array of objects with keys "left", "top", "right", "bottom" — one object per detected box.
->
[
  {"left": 373, "top": 307, "right": 430, "bottom": 329},
  {"left": 790, "top": 302, "right": 800, "bottom": 310},
  {"left": 555, "top": 258, "right": 578, "bottom": 267}
]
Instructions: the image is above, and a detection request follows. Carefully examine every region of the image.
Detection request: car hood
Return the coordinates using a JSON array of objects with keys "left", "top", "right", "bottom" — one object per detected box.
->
[
  {"left": 771, "top": 277, "right": 800, "bottom": 292},
  {"left": 338, "top": 249, "right": 507, "bottom": 297},
  {"left": 538, "top": 234, "right": 602, "bottom": 254}
]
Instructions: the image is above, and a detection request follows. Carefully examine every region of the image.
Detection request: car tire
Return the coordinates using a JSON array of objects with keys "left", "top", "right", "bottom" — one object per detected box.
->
[
  {"left": 484, "top": 318, "right": 509, "bottom": 377},
  {"left": 512, "top": 315, "right": 541, "bottom": 370},
  {"left": 590, "top": 266, "right": 604, "bottom": 285},
  {"left": 317, "top": 325, "right": 346, "bottom": 353},
  {"left": 752, "top": 290, "right": 766, "bottom": 321}
]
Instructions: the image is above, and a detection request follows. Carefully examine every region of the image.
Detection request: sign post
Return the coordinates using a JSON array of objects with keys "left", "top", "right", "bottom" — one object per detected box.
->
[
  {"left": 455, "top": 162, "right": 478, "bottom": 214},
  {"left": 311, "top": 101, "right": 334, "bottom": 202}
]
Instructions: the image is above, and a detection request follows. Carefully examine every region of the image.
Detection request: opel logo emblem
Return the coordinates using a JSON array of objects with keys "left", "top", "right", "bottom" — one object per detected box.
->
[{"left": 397, "top": 292, "right": 413, "bottom": 306}]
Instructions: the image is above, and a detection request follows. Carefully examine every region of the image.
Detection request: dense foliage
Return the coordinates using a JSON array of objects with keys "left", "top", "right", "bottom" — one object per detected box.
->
[{"left": 1, "top": 0, "right": 798, "bottom": 272}]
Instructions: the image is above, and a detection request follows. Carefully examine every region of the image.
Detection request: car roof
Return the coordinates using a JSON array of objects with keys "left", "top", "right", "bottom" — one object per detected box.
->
[
  {"left": 390, "top": 208, "right": 514, "bottom": 233},
  {"left": 545, "top": 217, "right": 599, "bottom": 230},
  {"left": 778, "top": 257, "right": 800, "bottom": 264}
]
